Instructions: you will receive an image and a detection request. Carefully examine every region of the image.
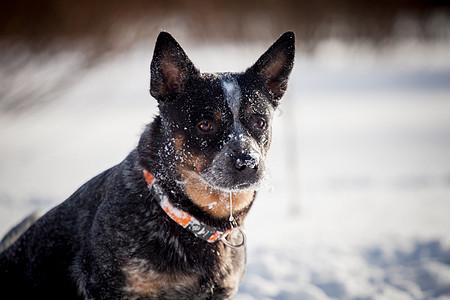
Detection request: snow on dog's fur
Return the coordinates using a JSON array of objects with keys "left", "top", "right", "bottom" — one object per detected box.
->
[{"left": 0, "top": 31, "right": 294, "bottom": 299}]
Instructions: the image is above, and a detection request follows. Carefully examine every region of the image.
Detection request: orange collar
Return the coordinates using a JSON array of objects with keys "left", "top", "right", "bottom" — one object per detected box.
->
[{"left": 143, "top": 169, "right": 236, "bottom": 244}]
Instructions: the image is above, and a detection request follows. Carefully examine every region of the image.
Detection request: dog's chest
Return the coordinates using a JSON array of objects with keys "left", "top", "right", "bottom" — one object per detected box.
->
[{"left": 121, "top": 247, "right": 244, "bottom": 299}]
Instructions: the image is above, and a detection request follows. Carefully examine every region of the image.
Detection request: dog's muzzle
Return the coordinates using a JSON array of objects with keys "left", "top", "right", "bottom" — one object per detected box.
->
[{"left": 201, "top": 135, "right": 264, "bottom": 190}]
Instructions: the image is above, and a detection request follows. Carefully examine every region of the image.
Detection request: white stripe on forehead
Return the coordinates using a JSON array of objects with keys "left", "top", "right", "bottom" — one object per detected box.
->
[{"left": 221, "top": 77, "right": 242, "bottom": 125}]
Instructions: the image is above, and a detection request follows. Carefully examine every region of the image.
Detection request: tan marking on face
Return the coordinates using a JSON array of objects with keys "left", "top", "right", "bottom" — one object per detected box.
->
[
  {"left": 172, "top": 134, "right": 255, "bottom": 219},
  {"left": 213, "top": 110, "right": 224, "bottom": 122},
  {"left": 122, "top": 259, "right": 199, "bottom": 296},
  {"left": 181, "top": 170, "right": 255, "bottom": 218},
  {"left": 173, "top": 133, "right": 208, "bottom": 172},
  {"left": 173, "top": 132, "right": 185, "bottom": 153}
]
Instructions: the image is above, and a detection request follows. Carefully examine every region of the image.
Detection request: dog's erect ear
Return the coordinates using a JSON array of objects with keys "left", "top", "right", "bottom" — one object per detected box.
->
[
  {"left": 247, "top": 31, "right": 295, "bottom": 104},
  {"left": 150, "top": 32, "right": 200, "bottom": 101}
]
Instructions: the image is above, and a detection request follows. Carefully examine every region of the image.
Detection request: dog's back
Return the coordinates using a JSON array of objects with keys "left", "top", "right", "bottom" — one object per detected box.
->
[
  {"left": 0, "top": 165, "right": 117, "bottom": 299},
  {"left": 0, "top": 211, "right": 42, "bottom": 253}
]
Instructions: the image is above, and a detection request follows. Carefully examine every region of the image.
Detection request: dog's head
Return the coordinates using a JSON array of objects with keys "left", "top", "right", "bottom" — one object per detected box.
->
[{"left": 148, "top": 32, "right": 294, "bottom": 217}]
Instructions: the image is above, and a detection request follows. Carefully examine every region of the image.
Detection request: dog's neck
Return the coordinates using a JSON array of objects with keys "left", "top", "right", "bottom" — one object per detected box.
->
[{"left": 143, "top": 169, "right": 247, "bottom": 247}]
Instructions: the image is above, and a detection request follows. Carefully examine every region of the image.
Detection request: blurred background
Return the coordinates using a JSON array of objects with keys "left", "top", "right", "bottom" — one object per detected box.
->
[
  {"left": 2, "top": 0, "right": 450, "bottom": 113},
  {"left": 1, "top": 1, "right": 450, "bottom": 299}
]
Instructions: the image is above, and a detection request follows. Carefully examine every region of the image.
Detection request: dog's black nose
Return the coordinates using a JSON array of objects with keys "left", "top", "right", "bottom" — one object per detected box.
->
[{"left": 234, "top": 153, "right": 259, "bottom": 173}]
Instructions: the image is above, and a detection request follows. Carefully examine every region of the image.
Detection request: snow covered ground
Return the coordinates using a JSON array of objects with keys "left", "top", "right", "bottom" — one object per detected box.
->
[{"left": 1, "top": 38, "right": 450, "bottom": 299}]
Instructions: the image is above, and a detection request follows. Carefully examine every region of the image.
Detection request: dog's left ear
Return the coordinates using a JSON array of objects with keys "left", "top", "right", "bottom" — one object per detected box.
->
[
  {"left": 247, "top": 31, "right": 295, "bottom": 105},
  {"left": 150, "top": 32, "right": 200, "bottom": 101}
]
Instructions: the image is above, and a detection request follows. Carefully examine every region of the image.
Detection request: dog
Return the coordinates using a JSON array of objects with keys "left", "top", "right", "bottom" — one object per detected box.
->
[{"left": 0, "top": 31, "right": 295, "bottom": 299}]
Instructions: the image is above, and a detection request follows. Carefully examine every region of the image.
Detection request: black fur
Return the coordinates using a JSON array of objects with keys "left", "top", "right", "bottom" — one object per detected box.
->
[{"left": 0, "top": 31, "right": 294, "bottom": 299}]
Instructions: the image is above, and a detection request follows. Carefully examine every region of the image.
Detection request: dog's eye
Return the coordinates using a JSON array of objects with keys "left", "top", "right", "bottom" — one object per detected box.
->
[
  {"left": 253, "top": 119, "right": 266, "bottom": 130},
  {"left": 197, "top": 120, "right": 214, "bottom": 133}
]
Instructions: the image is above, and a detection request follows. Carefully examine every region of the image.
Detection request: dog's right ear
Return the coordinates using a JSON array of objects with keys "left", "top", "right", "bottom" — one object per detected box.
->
[{"left": 150, "top": 32, "right": 200, "bottom": 101}]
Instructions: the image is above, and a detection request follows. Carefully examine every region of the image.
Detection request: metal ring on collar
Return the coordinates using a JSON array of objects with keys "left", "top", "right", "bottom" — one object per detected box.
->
[{"left": 220, "top": 226, "right": 247, "bottom": 249}]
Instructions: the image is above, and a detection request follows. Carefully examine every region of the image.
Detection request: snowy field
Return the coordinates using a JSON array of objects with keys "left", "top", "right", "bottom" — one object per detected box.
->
[{"left": 1, "top": 38, "right": 450, "bottom": 299}]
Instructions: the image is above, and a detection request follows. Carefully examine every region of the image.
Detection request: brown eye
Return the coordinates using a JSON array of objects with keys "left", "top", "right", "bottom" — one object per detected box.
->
[
  {"left": 254, "top": 119, "right": 266, "bottom": 130},
  {"left": 197, "top": 120, "right": 213, "bottom": 132}
]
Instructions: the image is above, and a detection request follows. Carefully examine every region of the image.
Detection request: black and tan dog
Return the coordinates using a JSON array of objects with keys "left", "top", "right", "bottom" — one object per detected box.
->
[{"left": 0, "top": 31, "right": 294, "bottom": 299}]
